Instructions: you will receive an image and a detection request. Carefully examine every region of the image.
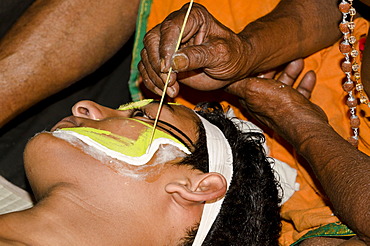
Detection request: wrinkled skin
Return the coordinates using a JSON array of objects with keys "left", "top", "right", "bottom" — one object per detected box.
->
[
  {"left": 139, "top": 0, "right": 346, "bottom": 98},
  {"left": 226, "top": 59, "right": 327, "bottom": 142},
  {"left": 139, "top": 3, "right": 251, "bottom": 97},
  {"left": 227, "top": 60, "right": 370, "bottom": 245}
]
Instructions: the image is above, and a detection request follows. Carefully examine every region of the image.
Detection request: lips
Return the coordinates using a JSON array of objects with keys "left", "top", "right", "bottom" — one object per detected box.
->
[{"left": 51, "top": 116, "right": 79, "bottom": 131}]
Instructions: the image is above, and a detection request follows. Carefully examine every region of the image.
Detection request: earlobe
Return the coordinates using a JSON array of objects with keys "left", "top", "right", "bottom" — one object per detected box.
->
[{"left": 165, "top": 172, "right": 227, "bottom": 205}]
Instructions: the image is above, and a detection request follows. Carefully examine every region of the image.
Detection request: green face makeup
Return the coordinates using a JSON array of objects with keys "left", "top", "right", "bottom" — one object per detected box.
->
[
  {"left": 117, "top": 99, "right": 154, "bottom": 111},
  {"left": 117, "top": 100, "right": 182, "bottom": 111},
  {"left": 52, "top": 118, "right": 190, "bottom": 166},
  {"left": 60, "top": 118, "right": 187, "bottom": 155}
]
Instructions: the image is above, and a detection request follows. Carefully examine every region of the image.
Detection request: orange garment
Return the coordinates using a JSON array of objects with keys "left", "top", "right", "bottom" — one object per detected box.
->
[{"left": 142, "top": 1, "right": 370, "bottom": 245}]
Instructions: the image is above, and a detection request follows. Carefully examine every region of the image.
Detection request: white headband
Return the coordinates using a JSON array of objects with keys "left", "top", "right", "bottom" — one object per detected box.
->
[
  {"left": 192, "top": 114, "right": 233, "bottom": 246},
  {"left": 192, "top": 110, "right": 298, "bottom": 245}
]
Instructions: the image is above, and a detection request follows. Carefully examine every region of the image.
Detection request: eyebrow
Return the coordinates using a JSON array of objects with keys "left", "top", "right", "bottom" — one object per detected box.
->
[
  {"left": 156, "top": 119, "right": 195, "bottom": 149},
  {"left": 149, "top": 100, "right": 175, "bottom": 112},
  {"left": 146, "top": 101, "right": 195, "bottom": 149}
]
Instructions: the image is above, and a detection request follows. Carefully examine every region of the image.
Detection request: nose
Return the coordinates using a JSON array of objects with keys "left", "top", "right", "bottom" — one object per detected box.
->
[{"left": 72, "top": 100, "right": 104, "bottom": 120}]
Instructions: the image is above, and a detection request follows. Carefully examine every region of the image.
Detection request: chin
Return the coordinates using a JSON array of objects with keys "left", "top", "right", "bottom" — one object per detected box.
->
[
  {"left": 24, "top": 132, "right": 53, "bottom": 168},
  {"left": 23, "top": 132, "right": 87, "bottom": 198},
  {"left": 23, "top": 132, "right": 55, "bottom": 198},
  {"left": 24, "top": 131, "right": 119, "bottom": 198}
]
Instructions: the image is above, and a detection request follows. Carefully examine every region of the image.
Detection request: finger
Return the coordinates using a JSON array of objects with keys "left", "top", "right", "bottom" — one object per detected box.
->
[
  {"left": 277, "top": 59, "right": 304, "bottom": 86},
  {"left": 138, "top": 61, "right": 163, "bottom": 96},
  {"left": 224, "top": 77, "right": 255, "bottom": 98},
  {"left": 166, "top": 81, "right": 180, "bottom": 98},
  {"left": 143, "top": 25, "right": 162, "bottom": 74},
  {"left": 160, "top": 72, "right": 180, "bottom": 98},
  {"left": 141, "top": 46, "right": 179, "bottom": 89},
  {"left": 171, "top": 39, "right": 227, "bottom": 72},
  {"left": 257, "top": 70, "right": 276, "bottom": 79},
  {"left": 158, "top": 6, "right": 193, "bottom": 72},
  {"left": 296, "top": 70, "right": 316, "bottom": 99},
  {"left": 140, "top": 62, "right": 180, "bottom": 98},
  {"left": 159, "top": 3, "right": 207, "bottom": 73},
  {"left": 139, "top": 48, "right": 173, "bottom": 96},
  {"left": 140, "top": 48, "right": 163, "bottom": 87}
]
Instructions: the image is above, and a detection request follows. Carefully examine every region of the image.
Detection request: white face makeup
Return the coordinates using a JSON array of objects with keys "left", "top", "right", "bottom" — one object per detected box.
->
[{"left": 50, "top": 100, "right": 197, "bottom": 179}]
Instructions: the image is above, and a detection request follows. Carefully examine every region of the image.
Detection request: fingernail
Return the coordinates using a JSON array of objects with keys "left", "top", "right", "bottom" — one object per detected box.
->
[
  {"left": 154, "top": 87, "right": 163, "bottom": 96},
  {"left": 172, "top": 53, "right": 189, "bottom": 71},
  {"left": 160, "top": 72, "right": 169, "bottom": 82},
  {"left": 167, "top": 87, "right": 175, "bottom": 97}
]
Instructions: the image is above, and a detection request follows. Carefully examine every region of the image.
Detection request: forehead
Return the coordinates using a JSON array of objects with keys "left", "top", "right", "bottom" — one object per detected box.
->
[{"left": 119, "top": 100, "right": 200, "bottom": 145}]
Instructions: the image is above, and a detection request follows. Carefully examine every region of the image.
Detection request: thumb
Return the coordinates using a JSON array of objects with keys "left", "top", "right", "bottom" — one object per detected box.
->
[{"left": 171, "top": 43, "right": 220, "bottom": 72}]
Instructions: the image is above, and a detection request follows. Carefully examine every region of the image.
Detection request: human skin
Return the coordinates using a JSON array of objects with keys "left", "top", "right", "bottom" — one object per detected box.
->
[
  {"left": 226, "top": 61, "right": 370, "bottom": 244},
  {"left": 0, "top": 101, "right": 228, "bottom": 245},
  {"left": 0, "top": 0, "right": 139, "bottom": 127},
  {"left": 139, "top": 0, "right": 344, "bottom": 98}
]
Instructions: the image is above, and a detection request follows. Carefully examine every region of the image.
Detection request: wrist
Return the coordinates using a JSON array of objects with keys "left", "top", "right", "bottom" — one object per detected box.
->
[
  {"left": 236, "top": 31, "right": 263, "bottom": 76},
  {"left": 280, "top": 118, "right": 340, "bottom": 160}
]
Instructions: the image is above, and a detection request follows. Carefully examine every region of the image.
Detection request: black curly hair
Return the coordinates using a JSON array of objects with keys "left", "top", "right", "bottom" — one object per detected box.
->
[{"left": 179, "top": 102, "right": 281, "bottom": 246}]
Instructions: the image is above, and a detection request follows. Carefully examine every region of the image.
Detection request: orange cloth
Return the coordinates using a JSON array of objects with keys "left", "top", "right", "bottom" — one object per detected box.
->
[
  {"left": 147, "top": 0, "right": 279, "bottom": 33},
  {"left": 143, "top": 1, "right": 370, "bottom": 245}
]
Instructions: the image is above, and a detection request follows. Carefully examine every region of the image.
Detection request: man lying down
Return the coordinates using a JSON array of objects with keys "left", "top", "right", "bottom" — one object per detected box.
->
[{"left": 0, "top": 99, "right": 298, "bottom": 245}]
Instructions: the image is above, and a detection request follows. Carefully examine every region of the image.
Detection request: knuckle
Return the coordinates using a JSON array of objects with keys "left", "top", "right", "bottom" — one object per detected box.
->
[
  {"left": 140, "top": 48, "right": 146, "bottom": 58},
  {"left": 143, "top": 32, "right": 159, "bottom": 47}
]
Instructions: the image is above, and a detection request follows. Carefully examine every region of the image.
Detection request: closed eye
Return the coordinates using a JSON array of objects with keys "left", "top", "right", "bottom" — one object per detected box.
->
[
  {"left": 129, "top": 104, "right": 194, "bottom": 150},
  {"left": 130, "top": 108, "right": 153, "bottom": 119}
]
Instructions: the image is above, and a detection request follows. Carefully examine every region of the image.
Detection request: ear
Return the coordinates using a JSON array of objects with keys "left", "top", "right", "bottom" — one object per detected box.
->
[{"left": 165, "top": 172, "right": 227, "bottom": 206}]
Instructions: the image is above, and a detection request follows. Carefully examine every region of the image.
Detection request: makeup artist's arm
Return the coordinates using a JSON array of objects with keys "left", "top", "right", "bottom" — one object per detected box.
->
[
  {"left": 139, "top": 0, "right": 341, "bottom": 97},
  {"left": 0, "top": 0, "right": 139, "bottom": 127},
  {"left": 226, "top": 63, "right": 370, "bottom": 244}
]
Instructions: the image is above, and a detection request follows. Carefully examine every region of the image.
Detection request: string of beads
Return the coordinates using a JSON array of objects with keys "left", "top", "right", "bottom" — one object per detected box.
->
[{"left": 339, "top": 0, "right": 370, "bottom": 147}]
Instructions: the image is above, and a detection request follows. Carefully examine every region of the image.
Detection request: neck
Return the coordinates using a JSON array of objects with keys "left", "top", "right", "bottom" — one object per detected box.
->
[{"left": 0, "top": 185, "right": 129, "bottom": 245}]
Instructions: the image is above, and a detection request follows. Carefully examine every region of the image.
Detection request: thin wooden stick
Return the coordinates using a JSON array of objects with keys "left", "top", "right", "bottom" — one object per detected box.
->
[{"left": 147, "top": 0, "right": 194, "bottom": 150}]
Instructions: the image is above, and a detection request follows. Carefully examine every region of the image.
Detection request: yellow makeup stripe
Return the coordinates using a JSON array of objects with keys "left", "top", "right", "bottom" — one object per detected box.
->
[
  {"left": 53, "top": 122, "right": 190, "bottom": 166},
  {"left": 117, "top": 99, "right": 154, "bottom": 111},
  {"left": 117, "top": 99, "right": 181, "bottom": 112},
  {"left": 148, "top": 0, "right": 194, "bottom": 150}
]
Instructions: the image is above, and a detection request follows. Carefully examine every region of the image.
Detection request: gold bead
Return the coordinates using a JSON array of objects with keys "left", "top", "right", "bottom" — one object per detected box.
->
[
  {"left": 354, "top": 72, "right": 361, "bottom": 80},
  {"left": 349, "top": 7, "right": 356, "bottom": 16},
  {"left": 360, "top": 96, "right": 368, "bottom": 104},
  {"left": 348, "top": 36, "right": 357, "bottom": 44},
  {"left": 356, "top": 83, "right": 364, "bottom": 91},
  {"left": 347, "top": 22, "right": 355, "bottom": 30},
  {"left": 352, "top": 63, "right": 360, "bottom": 71},
  {"left": 351, "top": 49, "right": 359, "bottom": 57}
]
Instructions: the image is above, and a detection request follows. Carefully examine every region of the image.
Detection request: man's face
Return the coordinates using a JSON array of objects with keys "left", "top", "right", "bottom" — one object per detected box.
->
[
  {"left": 51, "top": 100, "right": 198, "bottom": 173},
  {"left": 53, "top": 99, "right": 198, "bottom": 151},
  {"left": 23, "top": 100, "right": 204, "bottom": 244}
]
